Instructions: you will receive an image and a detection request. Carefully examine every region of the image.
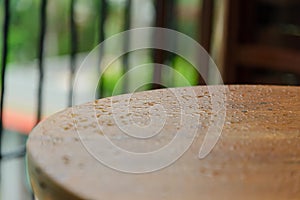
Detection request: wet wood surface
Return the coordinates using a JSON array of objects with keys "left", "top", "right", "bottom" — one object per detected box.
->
[{"left": 27, "top": 85, "right": 300, "bottom": 200}]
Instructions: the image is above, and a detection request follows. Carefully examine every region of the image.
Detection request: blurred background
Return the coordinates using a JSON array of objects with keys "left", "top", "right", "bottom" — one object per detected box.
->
[{"left": 0, "top": 0, "right": 300, "bottom": 199}]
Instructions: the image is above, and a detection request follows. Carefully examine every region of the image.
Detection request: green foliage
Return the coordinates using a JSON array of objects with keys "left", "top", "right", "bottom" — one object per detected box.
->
[
  {"left": 0, "top": 0, "right": 201, "bottom": 93},
  {"left": 0, "top": 0, "right": 39, "bottom": 64},
  {"left": 173, "top": 56, "right": 198, "bottom": 86},
  {"left": 0, "top": 0, "right": 125, "bottom": 66}
]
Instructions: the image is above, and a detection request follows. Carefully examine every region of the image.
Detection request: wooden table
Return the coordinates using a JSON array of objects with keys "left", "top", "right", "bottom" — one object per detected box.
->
[{"left": 27, "top": 85, "right": 300, "bottom": 200}]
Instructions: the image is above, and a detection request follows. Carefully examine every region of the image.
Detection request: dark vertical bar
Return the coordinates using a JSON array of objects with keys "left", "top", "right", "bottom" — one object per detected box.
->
[
  {"left": 164, "top": 0, "right": 177, "bottom": 65},
  {"left": 165, "top": 0, "right": 177, "bottom": 87},
  {"left": 198, "top": 0, "right": 214, "bottom": 84},
  {"left": 0, "top": 0, "right": 10, "bottom": 159},
  {"left": 223, "top": 0, "right": 239, "bottom": 83},
  {"left": 152, "top": 0, "right": 166, "bottom": 89},
  {"left": 97, "top": 0, "right": 108, "bottom": 99},
  {"left": 99, "top": 0, "right": 107, "bottom": 52},
  {"left": 68, "top": 0, "right": 77, "bottom": 106},
  {"left": 122, "top": 0, "right": 132, "bottom": 93},
  {"left": 165, "top": 0, "right": 176, "bottom": 30},
  {"left": 36, "top": 0, "right": 47, "bottom": 124},
  {"left": 200, "top": 0, "right": 214, "bottom": 52},
  {"left": 152, "top": 0, "right": 176, "bottom": 89}
]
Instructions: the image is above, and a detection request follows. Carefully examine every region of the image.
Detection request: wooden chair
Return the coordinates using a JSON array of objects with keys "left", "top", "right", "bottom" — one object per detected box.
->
[{"left": 221, "top": 0, "right": 300, "bottom": 84}]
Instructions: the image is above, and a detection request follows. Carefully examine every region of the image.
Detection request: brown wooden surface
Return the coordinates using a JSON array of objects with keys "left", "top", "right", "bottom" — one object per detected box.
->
[
  {"left": 236, "top": 45, "right": 300, "bottom": 75},
  {"left": 27, "top": 85, "right": 300, "bottom": 200}
]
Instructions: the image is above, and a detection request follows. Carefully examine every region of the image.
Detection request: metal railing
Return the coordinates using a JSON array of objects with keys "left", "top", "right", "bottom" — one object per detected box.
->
[
  {"left": 0, "top": 0, "right": 213, "bottom": 160},
  {"left": 1, "top": 0, "right": 11, "bottom": 160},
  {"left": 0, "top": 1, "right": 214, "bottom": 199}
]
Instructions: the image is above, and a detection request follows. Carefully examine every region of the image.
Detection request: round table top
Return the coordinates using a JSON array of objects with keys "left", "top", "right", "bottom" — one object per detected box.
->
[{"left": 27, "top": 85, "right": 300, "bottom": 200}]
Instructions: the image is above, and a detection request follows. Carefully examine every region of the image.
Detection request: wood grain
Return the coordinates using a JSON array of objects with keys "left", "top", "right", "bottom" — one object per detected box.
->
[{"left": 27, "top": 85, "right": 300, "bottom": 200}]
